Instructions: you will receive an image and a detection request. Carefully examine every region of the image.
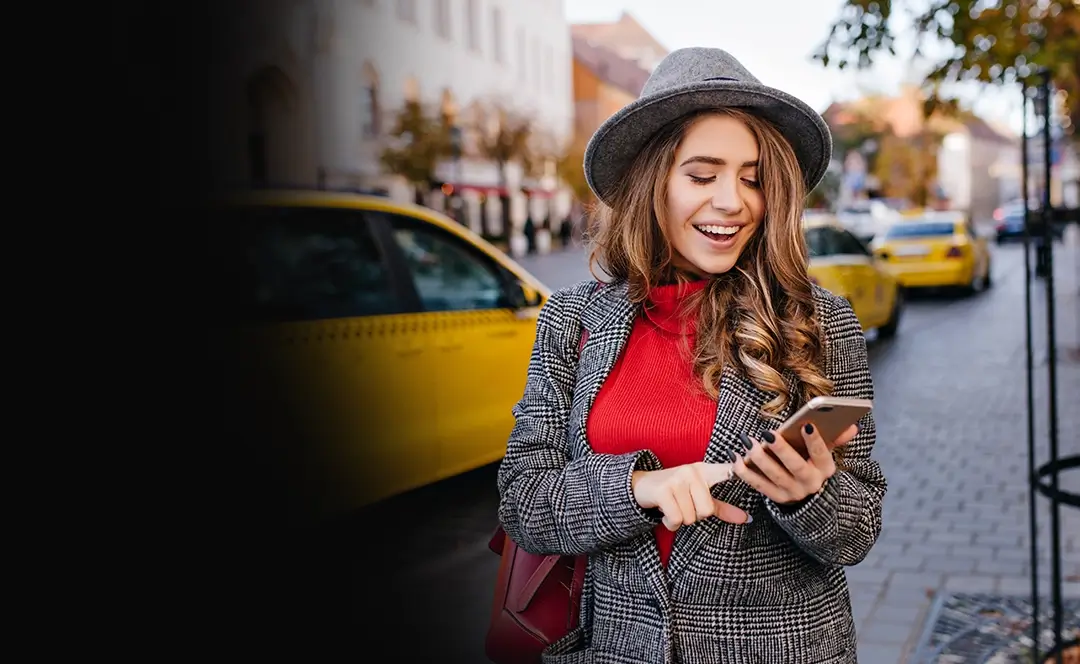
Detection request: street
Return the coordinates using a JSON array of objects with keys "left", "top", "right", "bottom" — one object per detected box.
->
[{"left": 342, "top": 240, "right": 1080, "bottom": 663}]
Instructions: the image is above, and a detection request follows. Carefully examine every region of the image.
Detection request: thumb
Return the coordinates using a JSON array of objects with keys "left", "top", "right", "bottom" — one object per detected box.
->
[
  {"left": 712, "top": 499, "right": 752, "bottom": 525},
  {"left": 698, "top": 462, "right": 735, "bottom": 487}
]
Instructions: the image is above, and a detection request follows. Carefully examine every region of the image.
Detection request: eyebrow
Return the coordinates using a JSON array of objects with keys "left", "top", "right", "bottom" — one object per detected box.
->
[{"left": 679, "top": 156, "right": 758, "bottom": 168}]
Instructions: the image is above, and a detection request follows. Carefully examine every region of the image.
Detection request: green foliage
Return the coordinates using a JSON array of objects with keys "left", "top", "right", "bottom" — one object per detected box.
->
[
  {"left": 814, "top": 0, "right": 1079, "bottom": 141},
  {"left": 379, "top": 100, "right": 454, "bottom": 187}
]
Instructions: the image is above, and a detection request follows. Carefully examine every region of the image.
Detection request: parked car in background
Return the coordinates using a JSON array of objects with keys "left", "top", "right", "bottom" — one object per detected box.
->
[
  {"left": 803, "top": 215, "right": 904, "bottom": 338},
  {"left": 210, "top": 189, "right": 552, "bottom": 520},
  {"left": 994, "top": 198, "right": 1064, "bottom": 244},
  {"left": 836, "top": 199, "right": 905, "bottom": 245},
  {"left": 871, "top": 210, "right": 992, "bottom": 294}
]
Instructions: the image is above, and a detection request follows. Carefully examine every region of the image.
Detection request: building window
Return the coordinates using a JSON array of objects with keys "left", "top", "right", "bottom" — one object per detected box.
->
[
  {"left": 361, "top": 84, "right": 380, "bottom": 138},
  {"left": 517, "top": 27, "right": 527, "bottom": 81},
  {"left": 465, "top": 0, "right": 480, "bottom": 52},
  {"left": 544, "top": 45, "right": 553, "bottom": 92},
  {"left": 491, "top": 7, "right": 505, "bottom": 63},
  {"left": 434, "top": 0, "right": 451, "bottom": 39},
  {"left": 397, "top": 0, "right": 417, "bottom": 24},
  {"left": 361, "top": 63, "right": 381, "bottom": 138},
  {"left": 532, "top": 37, "right": 541, "bottom": 89}
]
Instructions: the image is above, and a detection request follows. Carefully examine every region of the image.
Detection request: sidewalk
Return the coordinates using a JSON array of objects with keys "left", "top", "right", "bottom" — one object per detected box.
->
[{"left": 852, "top": 239, "right": 1080, "bottom": 662}]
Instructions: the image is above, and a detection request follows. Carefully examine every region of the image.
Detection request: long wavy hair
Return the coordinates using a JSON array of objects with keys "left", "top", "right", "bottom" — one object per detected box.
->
[{"left": 587, "top": 107, "right": 834, "bottom": 422}]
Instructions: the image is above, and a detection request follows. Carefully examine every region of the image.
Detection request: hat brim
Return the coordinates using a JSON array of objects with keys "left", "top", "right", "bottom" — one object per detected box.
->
[{"left": 584, "top": 80, "right": 833, "bottom": 206}]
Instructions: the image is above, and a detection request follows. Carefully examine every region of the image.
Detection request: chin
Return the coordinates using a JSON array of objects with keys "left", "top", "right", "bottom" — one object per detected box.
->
[{"left": 685, "top": 253, "right": 740, "bottom": 276}]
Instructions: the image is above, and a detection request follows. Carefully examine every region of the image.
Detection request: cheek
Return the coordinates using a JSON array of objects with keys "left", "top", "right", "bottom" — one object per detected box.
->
[{"left": 665, "top": 181, "right": 698, "bottom": 224}]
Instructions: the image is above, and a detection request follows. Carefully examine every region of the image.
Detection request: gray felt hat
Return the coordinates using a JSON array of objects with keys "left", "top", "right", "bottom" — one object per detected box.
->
[{"left": 584, "top": 47, "right": 833, "bottom": 206}]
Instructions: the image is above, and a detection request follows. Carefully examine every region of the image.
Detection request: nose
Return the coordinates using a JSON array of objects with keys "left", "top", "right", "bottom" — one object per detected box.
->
[{"left": 710, "top": 175, "right": 744, "bottom": 215}]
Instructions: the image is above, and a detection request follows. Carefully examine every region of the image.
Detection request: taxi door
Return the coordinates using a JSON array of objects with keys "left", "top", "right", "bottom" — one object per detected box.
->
[
  {"left": 373, "top": 210, "right": 541, "bottom": 482},
  {"left": 831, "top": 227, "right": 890, "bottom": 327},
  {"left": 213, "top": 204, "right": 442, "bottom": 517}
]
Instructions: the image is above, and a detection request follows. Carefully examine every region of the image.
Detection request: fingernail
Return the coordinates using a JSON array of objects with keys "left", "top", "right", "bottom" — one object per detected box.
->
[
  {"left": 744, "top": 513, "right": 753, "bottom": 524},
  {"left": 761, "top": 431, "right": 775, "bottom": 443},
  {"left": 719, "top": 449, "right": 733, "bottom": 462},
  {"left": 738, "top": 432, "right": 753, "bottom": 450},
  {"left": 855, "top": 424, "right": 861, "bottom": 434},
  {"left": 804, "top": 423, "right": 814, "bottom": 434}
]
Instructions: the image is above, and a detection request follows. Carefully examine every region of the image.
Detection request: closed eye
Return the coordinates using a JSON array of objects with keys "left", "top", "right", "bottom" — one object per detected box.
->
[
  {"left": 688, "top": 175, "right": 714, "bottom": 185},
  {"left": 742, "top": 178, "right": 760, "bottom": 189}
]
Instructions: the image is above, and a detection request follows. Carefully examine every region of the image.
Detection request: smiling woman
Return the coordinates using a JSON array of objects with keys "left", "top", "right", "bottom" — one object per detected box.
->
[{"left": 493, "top": 47, "right": 885, "bottom": 664}]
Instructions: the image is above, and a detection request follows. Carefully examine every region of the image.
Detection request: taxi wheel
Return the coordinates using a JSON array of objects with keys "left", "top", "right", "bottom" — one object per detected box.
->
[{"left": 878, "top": 288, "right": 903, "bottom": 339}]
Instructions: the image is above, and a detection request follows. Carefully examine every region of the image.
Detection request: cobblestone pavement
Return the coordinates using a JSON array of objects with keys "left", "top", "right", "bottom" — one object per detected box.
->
[{"left": 357, "top": 239, "right": 1080, "bottom": 663}]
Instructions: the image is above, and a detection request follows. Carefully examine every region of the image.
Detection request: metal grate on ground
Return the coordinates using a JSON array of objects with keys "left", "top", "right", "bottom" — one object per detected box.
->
[{"left": 909, "top": 592, "right": 1080, "bottom": 663}]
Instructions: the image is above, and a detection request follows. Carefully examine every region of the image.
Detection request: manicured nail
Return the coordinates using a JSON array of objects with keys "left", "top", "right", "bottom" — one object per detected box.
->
[
  {"left": 761, "top": 431, "right": 775, "bottom": 443},
  {"left": 804, "top": 423, "right": 814, "bottom": 434},
  {"left": 718, "top": 449, "right": 733, "bottom": 462},
  {"left": 744, "top": 513, "right": 753, "bottom": 524},
  {"left": 738, "top": 432, "right": 753, "bottom": 450}
]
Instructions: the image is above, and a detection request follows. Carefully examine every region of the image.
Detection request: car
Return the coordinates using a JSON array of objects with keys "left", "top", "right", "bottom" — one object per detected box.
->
[
  {"left": 994, "top": 200, "right": 1027, "bottom": 243},
  {"left": 209, "top": 189, "right": 551, "bottom": 519},
  {"left": 870, "top": 210, "right": 992, "bottom": 293},
  {"left": 803, "top": 215, "right": 904, "bottom": 338},
  {"left": 994, "top": 199, "right": 1065, "bottom": 244}
]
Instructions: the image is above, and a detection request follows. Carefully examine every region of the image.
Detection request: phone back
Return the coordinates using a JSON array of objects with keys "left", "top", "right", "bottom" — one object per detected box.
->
[{"left": 778, "top": 397, "right": 872, "bottom": 454}]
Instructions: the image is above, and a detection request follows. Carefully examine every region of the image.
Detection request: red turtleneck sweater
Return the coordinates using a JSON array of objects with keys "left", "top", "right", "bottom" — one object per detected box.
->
[{"left": 586, "top": 279, "right": 718, "bottom": 567}]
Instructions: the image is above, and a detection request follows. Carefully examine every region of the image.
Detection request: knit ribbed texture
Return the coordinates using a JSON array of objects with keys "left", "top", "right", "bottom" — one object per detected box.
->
[{"left": 586, "top": 279, "right": 718, "bottom": 567}]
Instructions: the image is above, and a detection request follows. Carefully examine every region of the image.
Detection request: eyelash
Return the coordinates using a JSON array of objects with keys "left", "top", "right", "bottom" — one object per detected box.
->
[{"left": 688, "top": 175, "right": 760, "bottom": 189}]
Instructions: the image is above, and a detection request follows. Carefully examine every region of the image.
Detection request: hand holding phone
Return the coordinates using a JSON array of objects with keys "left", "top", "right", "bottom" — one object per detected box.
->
[
  {"left": 734, "top": 396, "right": 871, "bottom": 505},
  {"left": 775, "top": 396, "right": 871, "bottom": 458}
]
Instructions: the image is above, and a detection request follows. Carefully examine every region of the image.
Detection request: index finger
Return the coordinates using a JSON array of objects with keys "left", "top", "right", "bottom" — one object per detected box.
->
[{"left": 697, "top": 462, "right": 735, "bottom": 487}]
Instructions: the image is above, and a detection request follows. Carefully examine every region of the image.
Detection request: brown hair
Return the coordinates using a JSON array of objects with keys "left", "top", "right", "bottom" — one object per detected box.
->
[{"left": 587, "top": 107, "right": 834, "bottom": 422}]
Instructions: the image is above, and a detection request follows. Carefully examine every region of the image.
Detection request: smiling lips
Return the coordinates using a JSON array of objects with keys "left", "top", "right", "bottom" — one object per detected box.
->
[{"left": 693, "top": 223, "right": 742, "bottom": 242}]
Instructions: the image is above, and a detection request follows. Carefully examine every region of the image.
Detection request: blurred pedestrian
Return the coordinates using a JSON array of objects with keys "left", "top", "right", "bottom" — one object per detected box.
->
[{"left": 497, "top": 47, "right": 885, "bottom": 663}]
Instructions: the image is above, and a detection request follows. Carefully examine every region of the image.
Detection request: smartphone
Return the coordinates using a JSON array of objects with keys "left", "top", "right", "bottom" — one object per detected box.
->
[{"left": 775, "top": 396, "right": 872, "bottom": 457}]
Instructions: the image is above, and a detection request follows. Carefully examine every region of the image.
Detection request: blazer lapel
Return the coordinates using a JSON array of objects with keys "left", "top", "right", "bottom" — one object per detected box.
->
[{"left": 566, "top": 282, "right": 674, "bottom": 610}]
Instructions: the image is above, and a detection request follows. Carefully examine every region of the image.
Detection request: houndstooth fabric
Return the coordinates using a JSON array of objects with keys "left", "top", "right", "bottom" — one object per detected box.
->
[{"left": 497, "top": 279, "right": 886, "bottom": 664}]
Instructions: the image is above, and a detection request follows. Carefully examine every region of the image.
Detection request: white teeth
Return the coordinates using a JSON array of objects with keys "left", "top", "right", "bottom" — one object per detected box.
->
[{"left": 698, "top": 225, "right": 739, "bottom": 235}]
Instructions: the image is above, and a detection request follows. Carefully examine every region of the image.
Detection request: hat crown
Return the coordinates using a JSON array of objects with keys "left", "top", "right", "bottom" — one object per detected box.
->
[{"left": 641, "top": 48, "right": 762, "bottom": 97}]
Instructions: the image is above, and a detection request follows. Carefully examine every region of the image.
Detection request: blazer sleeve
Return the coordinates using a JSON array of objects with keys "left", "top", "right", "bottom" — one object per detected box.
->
[
  {"left": 497, "top": 286, "right": 663, "bottom": 556},
  {"left": 764, "top": 291, "right": 887, "bottom": 566}
]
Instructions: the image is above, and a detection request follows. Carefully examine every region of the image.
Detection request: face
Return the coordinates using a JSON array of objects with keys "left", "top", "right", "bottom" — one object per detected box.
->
[{"left": 663, "top": 114, "right": 766, "bottom": 277}]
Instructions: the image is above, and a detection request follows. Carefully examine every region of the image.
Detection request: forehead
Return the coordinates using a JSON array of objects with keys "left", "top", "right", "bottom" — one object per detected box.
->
[{"left": 676, "top": 114, "right": 759, "bottom": 157}]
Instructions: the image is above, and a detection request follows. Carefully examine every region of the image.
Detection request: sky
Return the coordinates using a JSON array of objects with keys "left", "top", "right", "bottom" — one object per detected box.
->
[{"left": 563, "top": 0, "right": 1028, "bottom": 137}]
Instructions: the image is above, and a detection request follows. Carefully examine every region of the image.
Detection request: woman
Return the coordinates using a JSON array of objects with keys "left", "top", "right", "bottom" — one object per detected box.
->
[{"left": 497, "top": 48, "right": 886, "bottom": 663}]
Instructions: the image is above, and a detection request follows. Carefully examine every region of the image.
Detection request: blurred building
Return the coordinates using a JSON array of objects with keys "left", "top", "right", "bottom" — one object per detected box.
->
[
  {"left": 569, "top": 36, "right": 650, "bottom": 143},
  {"left": 209, "top": 0, "right": 575, "bottom": 250},
  {"left": 823, "top": 86, "right": 1020, "bottom": 224},
  {"left": 570, "top": 11, "right": 668, "bottom": 73}
]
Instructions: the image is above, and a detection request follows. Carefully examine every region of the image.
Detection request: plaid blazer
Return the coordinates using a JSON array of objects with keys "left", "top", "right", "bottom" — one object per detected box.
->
[{"left": 497, "top": 279, "right": 886, "bottom": 664}]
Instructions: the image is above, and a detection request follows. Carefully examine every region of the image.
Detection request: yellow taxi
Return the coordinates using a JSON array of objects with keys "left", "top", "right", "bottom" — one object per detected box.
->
[
  {"left": 803, "top": 214, "right": 904, "bottom": 338},
  {"left": 209, "top": 189, "right": 551, "bottom": 519},
  {"left": 869, "top": 210, "right": 992, "bottom": 293}
]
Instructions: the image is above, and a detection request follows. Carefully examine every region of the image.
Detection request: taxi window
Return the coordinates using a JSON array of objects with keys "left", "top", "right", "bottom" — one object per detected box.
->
[
  {"left": 210, "top": 205, "right": 405, "bottom": 323},
  {"left": 382, "top": 213, "right": 507, "bottom": 312},
  {"left": 884, "top": 222, "right": 956, "bottom": 238},
  {"left": 805, "top": 227, "right": 843, "bottom": 257}
]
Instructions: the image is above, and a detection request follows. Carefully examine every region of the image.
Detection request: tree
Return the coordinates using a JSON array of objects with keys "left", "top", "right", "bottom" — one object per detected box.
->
[
  {"left": 556, "top": 135, "right": 592, "bottom": 205},
  {"left": 471, "top": 102, "right": 534, "bottom": 239},
  {"left": 380, "top": 100, "right": 453, "bottom": 204},
  {"left": 814, "top": 0, "right": 1079, "bottom": 143},
  {"left": 871, "top": 128, "right": 945, "bottom": 207}
]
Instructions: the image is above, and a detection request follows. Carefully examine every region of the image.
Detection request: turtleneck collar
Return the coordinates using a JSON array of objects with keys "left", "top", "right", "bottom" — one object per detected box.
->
[{"left": 643, "top": 279, "right": 708, "bottom": 335}]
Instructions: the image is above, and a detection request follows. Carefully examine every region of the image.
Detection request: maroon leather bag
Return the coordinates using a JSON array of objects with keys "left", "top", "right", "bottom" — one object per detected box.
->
[{"left": 484, "top": 326, "right": 592, "bottom": 664}]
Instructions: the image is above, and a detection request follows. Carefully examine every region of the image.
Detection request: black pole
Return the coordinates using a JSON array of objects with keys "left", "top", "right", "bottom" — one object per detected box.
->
[
  {"left": 1020, "top": 81, "right": 1040, "bottom": 663},
  {"left": 1039, "top": 70, "right": 1065, "bottom": 664}
]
